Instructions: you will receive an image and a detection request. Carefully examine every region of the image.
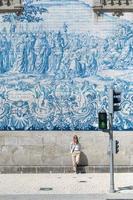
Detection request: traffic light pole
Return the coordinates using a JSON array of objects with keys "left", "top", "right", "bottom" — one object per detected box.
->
[
  {"left": 99, "top": 86, "right": 121, "bottom": 193},
  {"left": 109, "top": 112, "right": 115, "bottom": 193}
]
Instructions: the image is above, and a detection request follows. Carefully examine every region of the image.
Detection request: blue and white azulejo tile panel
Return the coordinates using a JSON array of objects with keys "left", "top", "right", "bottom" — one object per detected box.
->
[{"left": 0, "top": 0, "right": 132, "bottom": 131}]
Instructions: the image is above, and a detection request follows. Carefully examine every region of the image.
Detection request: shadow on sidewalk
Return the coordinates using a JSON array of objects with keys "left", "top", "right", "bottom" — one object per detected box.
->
[{"left": 117, "top": 185, "right": 133, "bottom": 192}]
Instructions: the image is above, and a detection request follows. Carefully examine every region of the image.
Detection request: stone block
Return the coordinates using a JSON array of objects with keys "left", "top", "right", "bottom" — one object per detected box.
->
[{"left": 0, "top": 131, "right": 133, "bottom": 169}]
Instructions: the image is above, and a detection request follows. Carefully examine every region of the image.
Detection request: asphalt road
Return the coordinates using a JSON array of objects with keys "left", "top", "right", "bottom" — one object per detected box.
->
[{"left": 0, "top": 194, "right": 133, "bottom": 200}]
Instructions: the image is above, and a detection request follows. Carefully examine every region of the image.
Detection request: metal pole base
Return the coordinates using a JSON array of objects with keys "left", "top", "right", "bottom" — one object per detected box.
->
[{"left": 109, "top": 188, "right": 116, "bottom": 193}]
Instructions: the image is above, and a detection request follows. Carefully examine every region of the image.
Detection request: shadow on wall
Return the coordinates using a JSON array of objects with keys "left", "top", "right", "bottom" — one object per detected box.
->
[{"left": 80, "top": 151, "right": 88, "bottom": 166}]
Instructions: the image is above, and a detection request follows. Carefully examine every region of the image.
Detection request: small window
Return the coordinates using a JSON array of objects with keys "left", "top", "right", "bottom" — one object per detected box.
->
[{"left": 0, "top": 0, "right": 23, "bottom": 14}]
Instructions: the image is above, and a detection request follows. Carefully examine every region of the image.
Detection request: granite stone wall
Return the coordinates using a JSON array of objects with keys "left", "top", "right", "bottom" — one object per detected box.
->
[{"left": 0, "top": 131, "right": 133, "bottom": 172}]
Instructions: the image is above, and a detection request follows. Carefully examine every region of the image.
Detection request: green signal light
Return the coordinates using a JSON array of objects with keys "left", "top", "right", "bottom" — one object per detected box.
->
[
  {"left": 100, "top": 122, "right": 106, "bottom": 129},
  {"left": 98, "top": 112, "right": 107, "bottom": 130}
]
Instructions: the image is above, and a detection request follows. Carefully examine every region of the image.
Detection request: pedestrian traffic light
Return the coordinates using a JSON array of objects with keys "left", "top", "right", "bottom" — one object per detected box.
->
[
  {"left": 115, "top": 140, "right": 119, "bottom": 154},
  {"left": 98, "top": 111, "right": 107, "bottom": 130}
]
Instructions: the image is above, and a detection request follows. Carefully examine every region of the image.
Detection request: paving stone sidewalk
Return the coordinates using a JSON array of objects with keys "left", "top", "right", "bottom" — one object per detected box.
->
[{"left": 0, "top": 173, "right": 133, "bottom": 195}]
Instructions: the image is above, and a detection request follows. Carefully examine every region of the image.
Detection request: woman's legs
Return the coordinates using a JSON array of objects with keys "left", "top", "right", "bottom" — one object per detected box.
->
[
  {"left": 72, "top": 152, "right": 80, "bottom": 172},
  {"left": 76, "top": 153, "right": 80, "bottom": 166},
  {"left": 72, "top": 153, "right": 77, "bottom": 172}
]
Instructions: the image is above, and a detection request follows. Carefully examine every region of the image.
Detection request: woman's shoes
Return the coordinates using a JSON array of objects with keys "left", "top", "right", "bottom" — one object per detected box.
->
[
  {"left": 72, "top": 169, "right": 78, "bottom": 174},
  {"left": 72, "top": 164, "right": 80, "bottom": 173}
]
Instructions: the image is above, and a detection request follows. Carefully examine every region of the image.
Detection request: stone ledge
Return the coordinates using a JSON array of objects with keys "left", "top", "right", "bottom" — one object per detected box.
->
[{"left": 0, "top": 165, "right": 133, "bottom": 174}]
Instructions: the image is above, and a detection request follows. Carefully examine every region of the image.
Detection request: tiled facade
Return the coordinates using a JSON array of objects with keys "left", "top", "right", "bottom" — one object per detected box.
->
[{"left": 0, "top": 0, "right": 132, "bottom": 131}]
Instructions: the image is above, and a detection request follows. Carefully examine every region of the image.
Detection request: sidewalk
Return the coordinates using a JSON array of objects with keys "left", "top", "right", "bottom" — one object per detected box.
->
[{"left": 0, "top": 173, "right": 133, "bottom": 195}]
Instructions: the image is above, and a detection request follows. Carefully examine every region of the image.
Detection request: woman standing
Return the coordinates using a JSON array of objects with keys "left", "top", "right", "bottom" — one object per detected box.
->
[{"left": 70, "top": 135, "right": 81, "bottom": 173}]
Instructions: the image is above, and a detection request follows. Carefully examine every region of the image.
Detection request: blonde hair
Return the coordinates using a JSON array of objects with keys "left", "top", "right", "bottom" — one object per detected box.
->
[{"left": 73, "top": 135, "right": 79, "bottom": 144}]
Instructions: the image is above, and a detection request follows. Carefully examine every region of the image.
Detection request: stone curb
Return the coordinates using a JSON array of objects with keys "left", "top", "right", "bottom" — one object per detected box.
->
[{"left": 0, "top": 165, "right": 133, "bottom": 173}]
